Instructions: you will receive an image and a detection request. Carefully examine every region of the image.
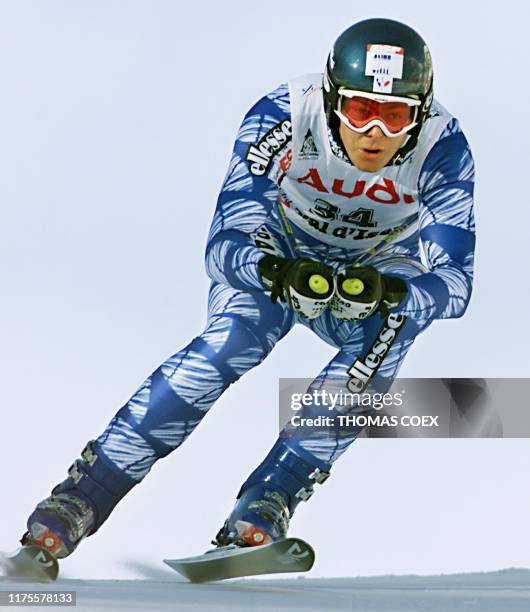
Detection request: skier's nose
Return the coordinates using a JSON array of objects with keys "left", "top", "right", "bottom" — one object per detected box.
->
[{"left": 365, "top": 125, "right": 385, "bottom": 138}]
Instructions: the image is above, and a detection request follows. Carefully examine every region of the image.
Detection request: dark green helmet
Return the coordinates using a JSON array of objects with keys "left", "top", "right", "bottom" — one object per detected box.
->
[{"left": 323, "top": 18, "right": 434, "bottom": 164}]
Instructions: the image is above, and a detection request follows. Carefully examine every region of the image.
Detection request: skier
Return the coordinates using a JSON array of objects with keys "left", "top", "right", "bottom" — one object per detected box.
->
[{"left": 23, "top": 18, "right": 475, "bottom": 558}]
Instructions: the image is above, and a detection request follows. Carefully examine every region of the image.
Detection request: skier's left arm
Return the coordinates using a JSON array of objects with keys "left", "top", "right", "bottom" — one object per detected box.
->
[{"left": 395, "top": 119, "right": 476, "bottom": 321}]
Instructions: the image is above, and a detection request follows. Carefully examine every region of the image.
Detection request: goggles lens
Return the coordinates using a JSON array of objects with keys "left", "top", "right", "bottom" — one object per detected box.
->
[{"left": 340, "top": 96, "right": 415, "bottom": 134}]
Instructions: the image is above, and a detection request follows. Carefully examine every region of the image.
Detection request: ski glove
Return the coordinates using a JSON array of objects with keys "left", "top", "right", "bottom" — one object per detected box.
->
[
  {"left": 330, "top": 266, "right": 408, "bottom": 321},
  {"left": 258, "top": 254, "right": 335, "bottom": 319}
]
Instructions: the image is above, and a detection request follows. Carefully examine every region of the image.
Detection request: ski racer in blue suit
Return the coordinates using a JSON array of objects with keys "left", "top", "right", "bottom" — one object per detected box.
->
[{"left": 24, "top": 18, "right": 475, "bottom": 557}]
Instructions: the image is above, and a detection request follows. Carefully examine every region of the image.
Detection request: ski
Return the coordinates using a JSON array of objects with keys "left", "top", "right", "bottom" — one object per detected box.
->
[
  {"left": 164, "top": 537, "right": 314, "bottom": 583},
  {"left": 0, "top": 545, "right": 59, "bottom": 582}
]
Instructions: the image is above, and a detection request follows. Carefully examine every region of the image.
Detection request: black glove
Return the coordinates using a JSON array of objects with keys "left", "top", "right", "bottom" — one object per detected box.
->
[
  {"left": 380, "top": 274, "right": 408, "bottom": 316},
  {"left": 330, "top": 266, "right": 407, "bottom": 320},
  {"left": 258, "top": 255, "right": 334, "bottom": 319}
]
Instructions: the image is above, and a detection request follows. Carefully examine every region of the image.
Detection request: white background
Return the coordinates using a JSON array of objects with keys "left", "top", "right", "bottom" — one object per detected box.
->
[{"left": 1, "top": 0, "right": 529, "bottom": 579}]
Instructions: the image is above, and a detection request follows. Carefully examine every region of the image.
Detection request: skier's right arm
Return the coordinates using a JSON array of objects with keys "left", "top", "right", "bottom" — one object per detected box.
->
[{"left": 204, "top": 85, "right": 291, "bottom": 292}]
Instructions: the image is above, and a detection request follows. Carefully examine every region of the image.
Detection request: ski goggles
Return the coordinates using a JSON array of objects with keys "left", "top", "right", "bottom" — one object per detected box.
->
[{"left": 335, "top": 89, "right": 420, "bottom": 138}]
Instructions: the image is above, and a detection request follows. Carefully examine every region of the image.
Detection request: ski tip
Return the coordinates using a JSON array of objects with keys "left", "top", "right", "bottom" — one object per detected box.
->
[
  {"left": 279, "top": 538, "right": 315, "bottom": 572},
  {"left": 2, "top": 545, "right": 59, "bottom": 582}
]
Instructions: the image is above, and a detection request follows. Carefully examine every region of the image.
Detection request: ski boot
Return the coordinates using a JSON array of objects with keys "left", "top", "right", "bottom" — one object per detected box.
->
[
  {"left": 22, "top": 493, "right": 95, "bottom": 558},
  {"left": 214, "top": 439, "right": 331, "bottom": 547},
  {"left": 22, "top": 440, "right": 136, "bottom": 558}
]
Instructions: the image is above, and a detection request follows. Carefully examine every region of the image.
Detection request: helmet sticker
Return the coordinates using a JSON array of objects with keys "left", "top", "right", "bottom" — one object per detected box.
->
[{"left": 365, "top": 44, "right": 404, "bottom": 94}]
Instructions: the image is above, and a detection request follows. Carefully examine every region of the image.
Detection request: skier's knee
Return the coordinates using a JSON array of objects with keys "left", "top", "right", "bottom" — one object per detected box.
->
[{"left": 202, "top": 313, "right": 274, "bottom": 362}]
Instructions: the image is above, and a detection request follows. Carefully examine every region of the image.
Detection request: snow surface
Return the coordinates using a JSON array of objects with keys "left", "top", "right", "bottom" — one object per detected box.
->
[{"left": 1, "top": 569, "right": 530, "bottom": 611}]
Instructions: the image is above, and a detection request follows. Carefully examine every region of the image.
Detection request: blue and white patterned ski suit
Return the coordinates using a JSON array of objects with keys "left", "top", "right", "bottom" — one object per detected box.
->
[{"left": 58, "top": 75, "right": 476, "bottom": 532}]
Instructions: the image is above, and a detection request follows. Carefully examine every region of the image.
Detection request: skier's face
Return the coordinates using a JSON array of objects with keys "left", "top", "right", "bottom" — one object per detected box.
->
[{"left": 339, "top": 121, "right": 407, "bottom": 172}]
